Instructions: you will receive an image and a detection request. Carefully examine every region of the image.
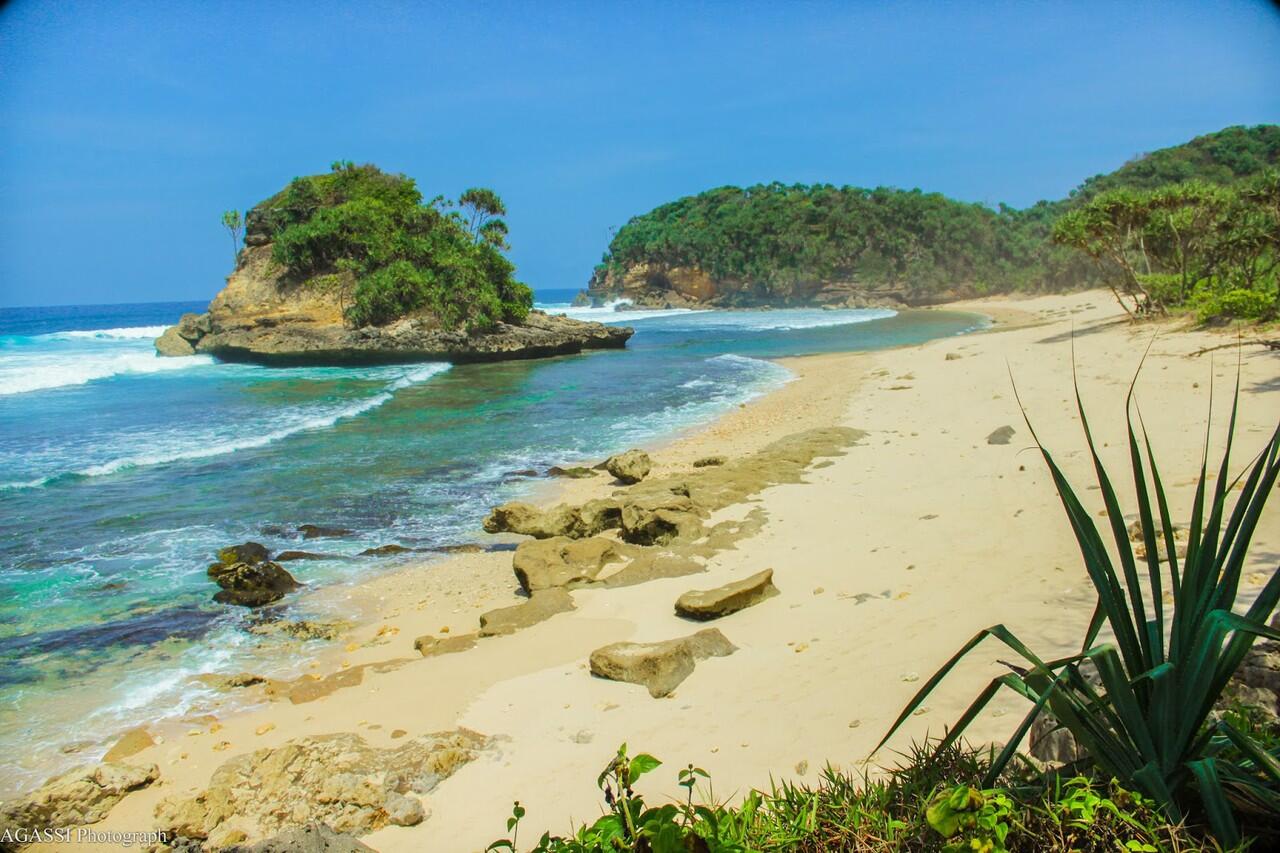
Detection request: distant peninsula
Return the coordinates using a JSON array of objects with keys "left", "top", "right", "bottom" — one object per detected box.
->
[
  {"left": 583, "top": 124, "right": 1280, "bottom": 319},
  {"left": 157, "top": 162, "right": 631, "bottom": 365}
]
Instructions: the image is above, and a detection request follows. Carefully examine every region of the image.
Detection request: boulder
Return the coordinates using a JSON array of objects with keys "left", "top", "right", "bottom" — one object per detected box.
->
[
  {"left": 606, "top": 449, "right": 652, "bottom": 484},
  {"left": 208, "top": 561, "right": 300, "bottom": 607},
  {"left": 275, "top": 550, "right": 332, "bottom": 562},
  {"left": 414, "top": 633, "right": 478, "bottom": 657},
  {"left": 675, "top": 569, "right": 778, "bottom": 620},
  {"left": 359, "top": 544, "right": 412, "bottom": 557},
  {"left": 546, "top": 465, "right": 597, "bottom": 479},
  {"left": 102, "top": 726, "right": 155, "bottom": 762},
  {"left": 155, "top": 325, "right": 196, "bottom": 356},
  {"left": 247, "top": 618, "right": 350, "bottom": 642},
  {"left": 153, "top": 731, "right": 486, "bottom": 841},
  {"left": 478, "top": 589, "right": 575, "bottom": 637},
  {"left": 986, "top": 426, "right": 1016, "bottom": 445},
  {"left": 483, "top": 499, "right": 621, "bottom": 540},
  {"left": 217, "top": 541, "right": 271, "bottom": 565},
  {"left": 589, "top": 628, "right": 737, "bottom": 698},
  {"left": 298, "top": 524, "right": 354, "bottom": 540},
  {"left": 511, "top": 536, "right": 622, "bottom": 593},
  {"left": 619, "top": 494, "right": 704, "bottom": 546},
  {"left": 0, "top": 762, "right": 158, "bottom": 829}
]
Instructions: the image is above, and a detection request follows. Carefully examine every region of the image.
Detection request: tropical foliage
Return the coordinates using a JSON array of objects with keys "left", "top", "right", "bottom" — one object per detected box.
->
[
  {"left": 1051, "top": 173, "right": 1280, "bottom": 319},
  {"left": 488, "top": 741, "right": 1244, "bottom": 851},
  {"left": 246, "top": 161, "right": 532, "bottom": 329},
  {"left": 596, "top": 125, "right": 1280, "bottom": 319},
  {"left": 881, "top": 373, "right": 1280, "bottom": 846}
]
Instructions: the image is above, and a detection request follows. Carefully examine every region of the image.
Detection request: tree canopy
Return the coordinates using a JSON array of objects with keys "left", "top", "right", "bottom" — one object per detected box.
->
[
  {"left": 595, "top": 125, "right": 1280, "bottom": 319},
  {"left": 246, "top": 162, "right": 532, "bottom": 329}
]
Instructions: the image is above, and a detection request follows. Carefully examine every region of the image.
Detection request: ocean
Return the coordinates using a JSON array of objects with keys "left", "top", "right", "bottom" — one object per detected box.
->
[{"left": 0, "top": 289, "right": 985, "bottom": 793}]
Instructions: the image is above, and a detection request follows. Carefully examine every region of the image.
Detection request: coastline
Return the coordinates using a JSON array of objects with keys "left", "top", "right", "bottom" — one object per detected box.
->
[{"left": 25, "top": 289, "right": 1280, "bottom": 851}]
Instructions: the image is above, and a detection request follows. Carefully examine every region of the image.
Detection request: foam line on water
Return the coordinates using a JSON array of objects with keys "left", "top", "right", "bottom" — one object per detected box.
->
[
  {"left": 0, "top": 349, "right": 217, "bottom": 396},
  {"left": 1, "top": 363, "right": 450, "bottom": 489},
  {"left": 41, "top": 325, "right": 171, "bottom": 341}
]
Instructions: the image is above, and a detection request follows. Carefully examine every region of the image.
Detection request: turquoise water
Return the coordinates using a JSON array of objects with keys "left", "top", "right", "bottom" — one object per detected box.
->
[{"left": 0, "top": 292, "right": 985, "bottom": 792}]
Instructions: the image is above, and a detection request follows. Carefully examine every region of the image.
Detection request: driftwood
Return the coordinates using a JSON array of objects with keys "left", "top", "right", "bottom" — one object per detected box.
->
[{"left": 1187, "top": 339, "right": 1280, "bottom": 357}]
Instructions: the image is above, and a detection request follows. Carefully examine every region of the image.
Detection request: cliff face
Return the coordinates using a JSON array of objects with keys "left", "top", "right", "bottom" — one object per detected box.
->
[
  {"left": 582, "top": 263, "right": 973, "bottom": 310},
  {"left": 156, "top": 245, "right": 632, "bottom": 365}
]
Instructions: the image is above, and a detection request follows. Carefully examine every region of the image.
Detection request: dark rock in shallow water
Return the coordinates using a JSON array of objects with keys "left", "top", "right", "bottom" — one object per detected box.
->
[
  {"left": 275, "top": 550, "right": 332, "bottom": 562},
  {"left": 359, "top": 544, "right": 412, "bottom": 557},
  {"left": 208, "top": 561, "right": 301, "bottom": 607},
  {"left": 217, "top": 541, "right": 270, "bottom": 565},
  {"left": 298, "top": 524, "right": 354, "bottom": 540},
  {"left": 546, "top": 465, "right": 597, "bottom": 479},
  {"left": 504, "top": 469, "right": 540, "bottom": 479}
]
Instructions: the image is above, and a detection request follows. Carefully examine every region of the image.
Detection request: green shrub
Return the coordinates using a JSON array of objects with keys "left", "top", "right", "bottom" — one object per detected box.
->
[
  {"left": 250, "top": 162, "right": 532, "bottom": 330},
  {"left": 489, "top": 742, "right": 1239, "bottom": 851},
  {"left": 1188, "top": 278, "right": 1277, "bottom": 322}
]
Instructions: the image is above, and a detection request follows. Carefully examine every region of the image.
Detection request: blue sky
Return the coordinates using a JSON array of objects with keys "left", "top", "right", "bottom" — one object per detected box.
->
[{"left": 1, "top": 1, "right": 1277, "bottom": 307}]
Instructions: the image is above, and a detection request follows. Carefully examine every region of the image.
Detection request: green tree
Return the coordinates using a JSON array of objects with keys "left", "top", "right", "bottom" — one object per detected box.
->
[
  {"left": 251, "top": 163, "right": 531, "bottom": 329},
  {"left": 220, "top": 209, "right": 244, "bottom": 262}
]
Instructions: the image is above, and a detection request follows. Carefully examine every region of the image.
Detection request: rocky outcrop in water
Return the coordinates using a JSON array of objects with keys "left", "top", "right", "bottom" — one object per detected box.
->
[{"left": 156, "top": 246, "right": 632, "bottom": 366}]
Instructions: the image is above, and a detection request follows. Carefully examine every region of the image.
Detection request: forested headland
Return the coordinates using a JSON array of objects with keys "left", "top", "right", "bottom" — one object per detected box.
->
[{"left": 589, "top": 125, "right": 1280, "bottom": 320}]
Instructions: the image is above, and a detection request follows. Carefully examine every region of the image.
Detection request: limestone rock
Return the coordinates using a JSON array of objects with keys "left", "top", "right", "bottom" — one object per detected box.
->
[
  {"left": 154, "top": 242, "right": 632, "bottom": 367},
  {"left": 619, "top": 494, "right": 704, "bottom": 546},
  {"left": 103, "top": 726, "right": 155, "bottom": 762},
  {"left": 589, "top": 628, "right": 737, "bottom": 697},
  {"left": 0, "top": 762, "right": 158, "bottom": 829},
  {"left": 675, "top": 569, "right": 778, "bottom": 620},
  {"left": 208, "top": 560, "right": 301, "bottom": 607},
  {"left": 478, "top": 589, "right": 575, "bottom": 637},
  {"left": 414, "top": 633, "right": 478, "bottom": 657},
  {"left": 241, "top": 823, "right": 376, "bottom": 852},
  {"left": 606, "top": 449, "right": 653, "bottom": 484},
  {"left": 483, "top": 499, "right": 621, "bottom": 540},
  {"left": 154, "top": 731, "right": 486, "bottom": 841},
  {"left": 692, "top": 455, "right": 726, "bottom": 468},
  {"left": 546, "top": 465, "right": 597, "bottom": 479},
  {"left": 155, "top": 325, "right": 196, "bottom": 356},
  {"left": 512, "top": 536, "right": 622, "bottom": 593},
  {"left": 986, "top": 426, "right": 1016, "bottom": 445},
  {"left": 247, "top": 618, "right": 350, "bottom": 642}
]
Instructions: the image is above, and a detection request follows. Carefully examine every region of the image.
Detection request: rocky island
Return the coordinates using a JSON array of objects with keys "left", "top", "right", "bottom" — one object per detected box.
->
[{"left": 157, "top": 163, "right": 632, "bottom": 365}]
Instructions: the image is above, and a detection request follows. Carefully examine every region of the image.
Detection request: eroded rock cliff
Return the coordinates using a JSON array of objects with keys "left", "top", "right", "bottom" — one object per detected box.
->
[{"left": 157, "top": 244, "right": 632, "bottom": 365}]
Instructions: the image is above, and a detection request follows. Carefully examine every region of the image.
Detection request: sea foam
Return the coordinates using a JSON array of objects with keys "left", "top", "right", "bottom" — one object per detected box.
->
[{"left": 1, "top": 363, "right": 450, "bottom": 489}]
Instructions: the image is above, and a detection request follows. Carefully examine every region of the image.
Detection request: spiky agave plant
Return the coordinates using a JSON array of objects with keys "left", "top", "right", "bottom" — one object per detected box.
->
[{"left": 878, "top": 364, "right": 1280, "bottom": 844}]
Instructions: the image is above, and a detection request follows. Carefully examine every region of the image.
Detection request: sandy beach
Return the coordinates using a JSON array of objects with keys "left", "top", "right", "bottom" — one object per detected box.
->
[{"left": 41, "top": 290, "right": 1280, "bottom": 851}]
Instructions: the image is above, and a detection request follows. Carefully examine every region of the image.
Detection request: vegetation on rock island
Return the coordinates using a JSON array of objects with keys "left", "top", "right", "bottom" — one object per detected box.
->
[
  {"left": 595, "top": 125, "right": 1280, "bottom": 322},
  {"left": 241, "top": 161, "right": 533, "bottom": 330}
]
